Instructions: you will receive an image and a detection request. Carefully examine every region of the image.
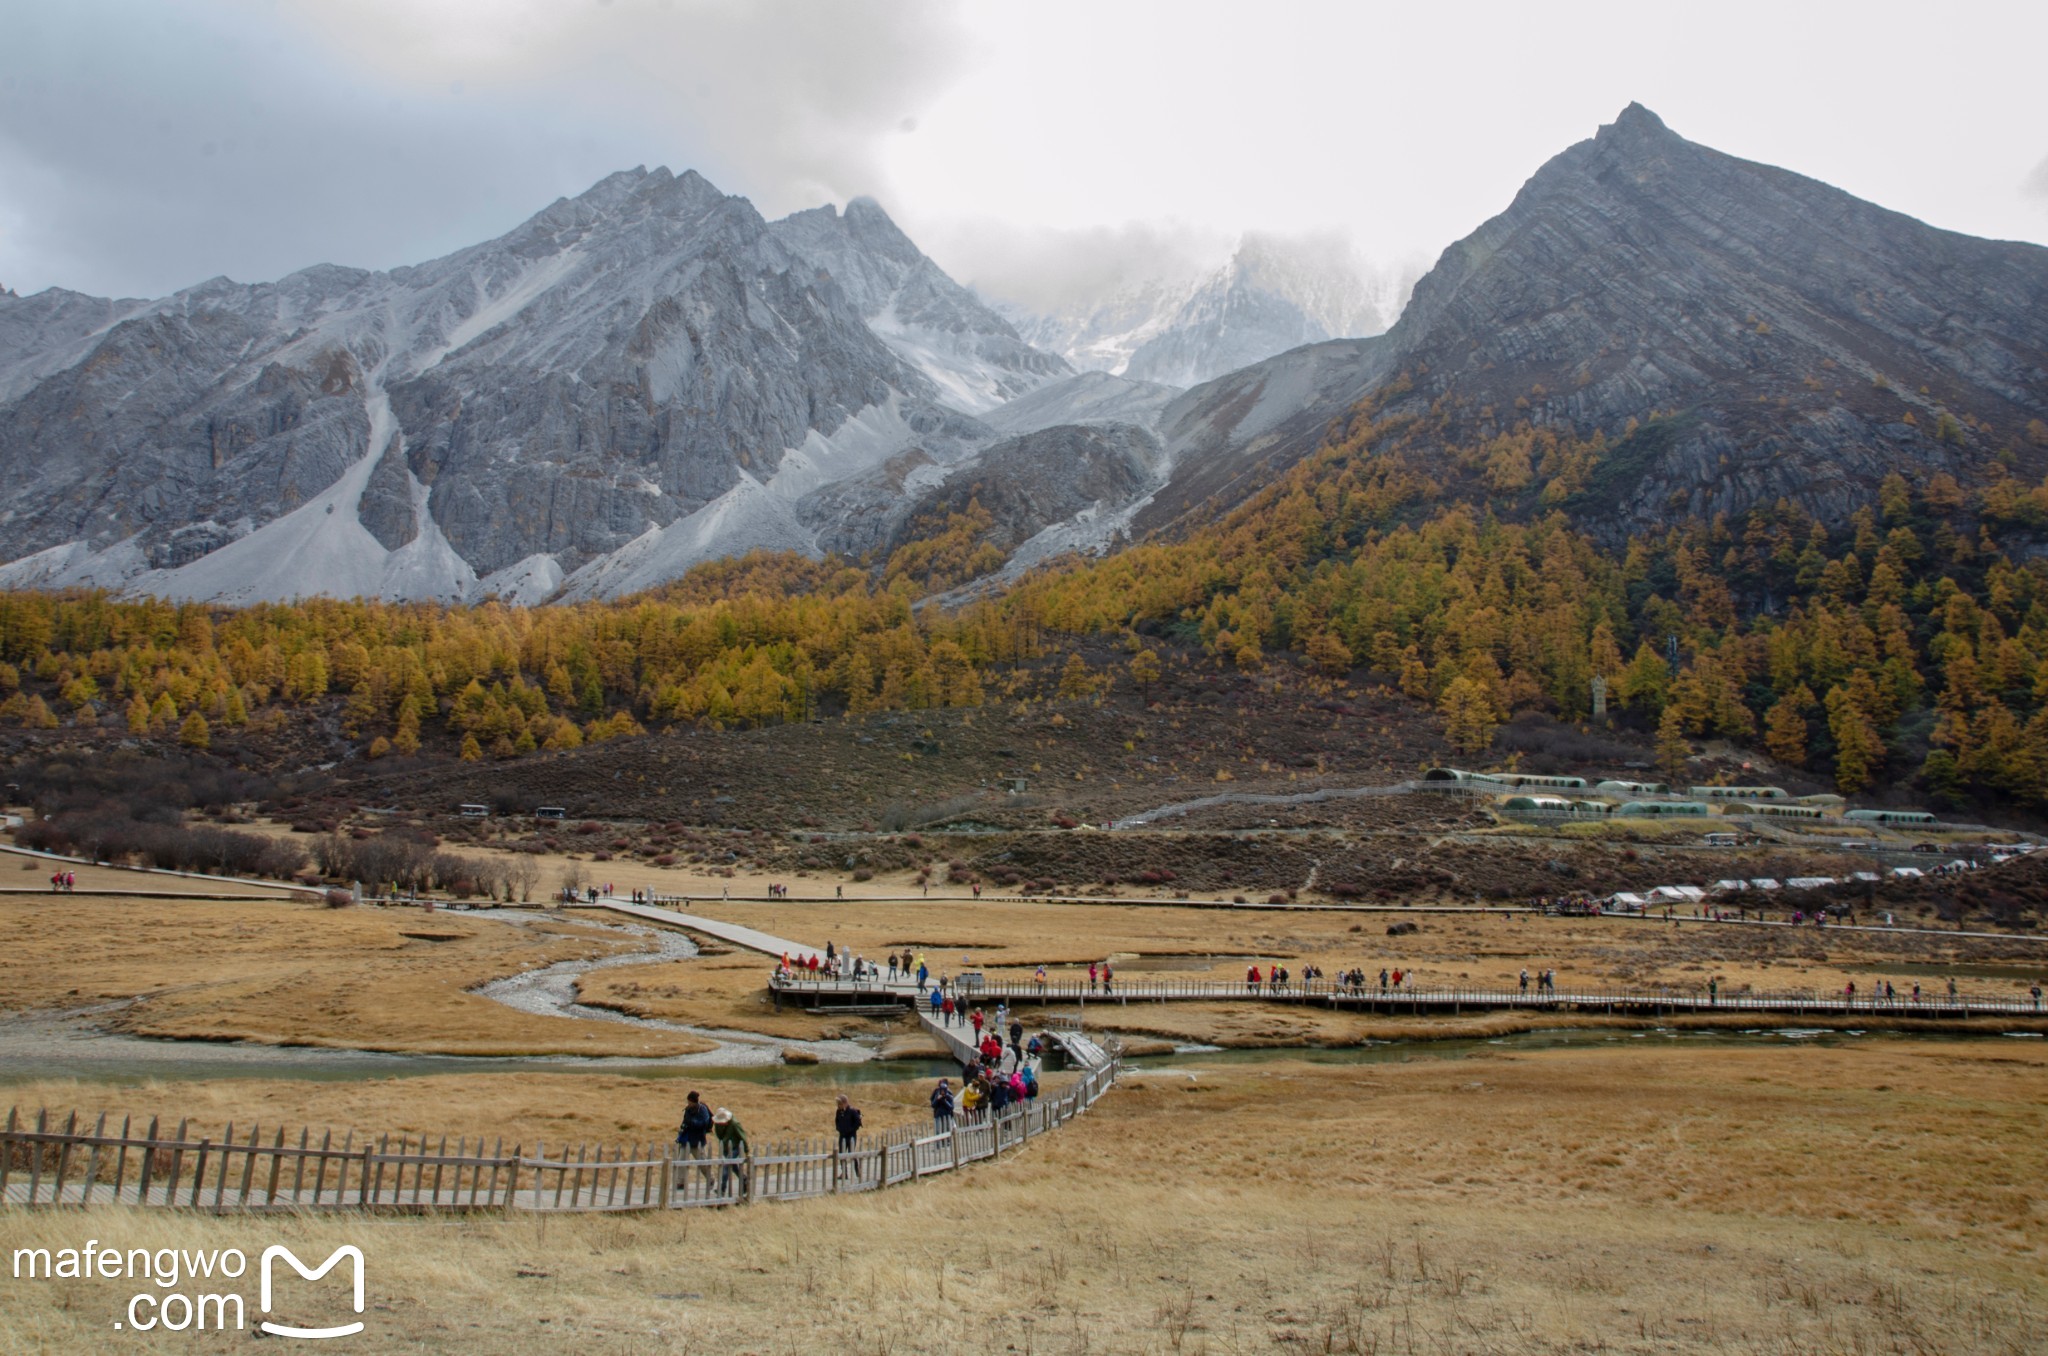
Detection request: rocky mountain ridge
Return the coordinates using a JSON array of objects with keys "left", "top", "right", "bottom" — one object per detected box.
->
[
  {"left": 0, "top": 168, "right": 1073, "bottom": 603},
  {"left": 3, "top": 106, "right": 2044, "bottom": 603},
  {"left": 1138, "top": 104, "right": 2048, "bottom": 541}
]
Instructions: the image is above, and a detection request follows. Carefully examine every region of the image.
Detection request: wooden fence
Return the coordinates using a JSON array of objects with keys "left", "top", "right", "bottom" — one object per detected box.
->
[{"left": 0, "top": 1060, "right": 1119, "bottom": 1214}]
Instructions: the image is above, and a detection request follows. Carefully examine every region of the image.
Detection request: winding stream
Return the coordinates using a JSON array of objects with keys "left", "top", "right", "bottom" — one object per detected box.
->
[{"left": 468, "top": 910, "right": 878, "bottom": 1066}]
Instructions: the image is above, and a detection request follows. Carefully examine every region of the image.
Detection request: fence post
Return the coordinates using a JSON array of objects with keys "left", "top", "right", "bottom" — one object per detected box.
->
[{"left": 659, "top": 1145, "right": 673, "bottom": 1209}]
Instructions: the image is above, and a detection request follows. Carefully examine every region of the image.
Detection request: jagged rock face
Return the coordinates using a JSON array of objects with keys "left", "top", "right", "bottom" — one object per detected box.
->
[
  {"left": 389, "top": 173, "right": 922, "bottom": 577},
  {"left": 0, "top": 295, "right": 379, "bottom": 565},
  {"left": 0, "top": 168, "right": 1053, "bottom": 600},
  {"left": 770, "top": 199, "right": 1069, "bottom": 413},
  {"left": 1147, "top": 105, "right": 2048, "bottom": 541},
  {"left": 1384, "top": 103, "right": 2048, "bottom": 534},
  {"left": 805, "top": 422, "right": 1159, "bottom": 562}
]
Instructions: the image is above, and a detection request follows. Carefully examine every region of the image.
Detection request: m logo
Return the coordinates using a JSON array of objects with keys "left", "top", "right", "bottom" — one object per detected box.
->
[{"left": 257, "top": 1245, "right": 365, "bottom": 1339}]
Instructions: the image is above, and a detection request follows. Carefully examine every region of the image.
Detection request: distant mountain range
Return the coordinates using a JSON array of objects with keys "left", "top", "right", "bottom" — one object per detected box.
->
[
  {"left": 1007, "top": 234, "right": 1418, "bottom": 388},
  {"left": 2, "top": 104, "right": 2043, "bottom": 604}
]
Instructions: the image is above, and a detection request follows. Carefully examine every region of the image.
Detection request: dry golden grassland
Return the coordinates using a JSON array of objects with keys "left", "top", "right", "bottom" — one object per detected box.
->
[
  {"left": 0, "top": 897, "right": 713, "bottom": 1057},
  {"left": 3, "top": 1041, "right": 2042, "bottom": 1354},
  {"left": 595, "top": 897, "right": 2048, "bottom": 1040},
  {"left": 0, "top": 851, "right": 294, "bottom": 897},
  {"left": 12, "top": 882, "right": 2044, "bottom": 1059}
]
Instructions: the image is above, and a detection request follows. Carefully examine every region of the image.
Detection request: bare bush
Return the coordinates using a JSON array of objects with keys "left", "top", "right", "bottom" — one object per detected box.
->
[{"left": 21, "top": 801, "right": 308, "bottom": 880}]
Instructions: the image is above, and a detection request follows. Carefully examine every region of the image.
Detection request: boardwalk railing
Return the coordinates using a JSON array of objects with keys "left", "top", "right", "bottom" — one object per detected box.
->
[
  {"left": 0, "top": 1060, "right": 1119, "bottom": 1214},
  {"left": 776, "top": 973, "right": 2048, "bottom": 1019}
]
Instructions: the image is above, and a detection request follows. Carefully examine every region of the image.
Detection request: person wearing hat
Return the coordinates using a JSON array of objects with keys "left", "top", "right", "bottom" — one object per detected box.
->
[
  {"left": 929, "top": 1077, "right": 955, "bottom": 1133},
  {"left": 712, "top": 1107, "right": 749, "bottom": 1201}
]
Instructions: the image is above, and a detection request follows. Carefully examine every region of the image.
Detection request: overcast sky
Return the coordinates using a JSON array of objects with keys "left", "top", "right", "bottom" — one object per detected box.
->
[{"left": 3, "top": 0, "right": 2044, "bottom": 310}]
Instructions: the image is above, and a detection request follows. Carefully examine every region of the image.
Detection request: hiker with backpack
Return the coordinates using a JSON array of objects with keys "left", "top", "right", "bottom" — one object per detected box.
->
[{"left": 675, "top": 1091, "right": 714, "bottom": 1194}]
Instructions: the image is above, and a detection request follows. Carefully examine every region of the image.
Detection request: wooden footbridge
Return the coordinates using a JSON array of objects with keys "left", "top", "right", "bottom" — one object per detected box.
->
[
  {"left": 0, "top": 1057, "right": 1118, "bottom": 1214},
  {"left": 775, "top": 973, "right": 2048, "bottom": 1021}
]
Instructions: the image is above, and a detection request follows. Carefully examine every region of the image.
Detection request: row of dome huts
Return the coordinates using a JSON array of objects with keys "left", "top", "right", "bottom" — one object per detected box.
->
[{"left": 1420, "top": 768, "right": 1938, "bottom": 827}]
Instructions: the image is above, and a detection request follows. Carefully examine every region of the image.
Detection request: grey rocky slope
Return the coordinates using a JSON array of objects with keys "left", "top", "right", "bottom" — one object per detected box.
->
[
  {"left": 1142, "top": 104, "right": 2048, "bottom": 540},
  {"left": 769, "top": 198, "right": 1069, "bottom": 413},
  {"left": 801, "top": 422, "right": 1161, "bottom": 574},
  {"left": 0, "top": 168, "right": 1058, "bottom": 603}
]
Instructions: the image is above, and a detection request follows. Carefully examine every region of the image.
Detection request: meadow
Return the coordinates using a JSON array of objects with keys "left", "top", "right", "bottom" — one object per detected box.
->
[{"left": 3, "top": 1041, "right": 2043, "bottom": 1353}]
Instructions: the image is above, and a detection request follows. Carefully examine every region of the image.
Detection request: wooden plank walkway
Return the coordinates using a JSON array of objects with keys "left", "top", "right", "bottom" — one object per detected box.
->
[
  {"left": 580, "top": 898, "right": 814, "bottom": 959},
  {"left": 0, "top": 1060, "right": 1118, "bottom": 1214},
  {"left": 774, "top": 974, "right": 2048, "bottom": 1020}
]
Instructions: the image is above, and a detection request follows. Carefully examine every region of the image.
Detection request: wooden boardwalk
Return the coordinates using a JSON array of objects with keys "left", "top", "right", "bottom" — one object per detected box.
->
[
  {"left": 0, "top": 1059, "right": 1118, "bottom": 1214},
  {"left": 582, "top": 897, "right": 812, "bottom": 958},
  {"left": 775, "top": 974, "right": 2048, "bottom": 1020}
]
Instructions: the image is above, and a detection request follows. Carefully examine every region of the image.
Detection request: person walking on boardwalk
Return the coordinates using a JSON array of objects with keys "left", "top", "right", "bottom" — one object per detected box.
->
[
  {"left": 1088, "top": 962, "right": 1099, "bottom": 993},
  {"left": 677, "top": 1090, "right": 714, "bottom": 1191},
  {"left": 1708, "top": 976, "right": 1718, "bottom": 1006},
  {"left": 1035, "top": 964, "right": 1047, "bottom": 995},
  {"left": 1009, "top": 1018, "right": 1024, "bottom": 1063},
  {"left": 971, "top": 1007, "right": 985, "bottom": 1041},
  {"left": 834, "top": 1095, "right": 864, "bottom": 1180},
  {"left": 928, "top": 985, "right": 944, "bottom": 1021},
  {"left": 1519, "top": 968, "right": 1529, "bottom": 994},
  {"left": 1378, "top": 968, "right": 1389, "bottom": 994},
  {"left": 942, "top": 993, "right": 957, "bottom": 1027},
  {"left": 712, "top": 1108, "right": 749, "bottom": 1201},
  {"left": 1101, "top": 961, "right": 1114, "bottom": 994},
  {"left": 2033, "top": 982, "right": 2043, "bottom": 1011},
  {"left": 917, "top": 959, "right": 930, "bottom": 992},
  {"left": 1247, "top": 964, "right": 1261, "bottom": 995},
  {"left": 1947, "top": 976, "right": 1958, "bottom": 1002},
  {"left": 930, "top": 1078, "right": 955, "bottom": 1132}
]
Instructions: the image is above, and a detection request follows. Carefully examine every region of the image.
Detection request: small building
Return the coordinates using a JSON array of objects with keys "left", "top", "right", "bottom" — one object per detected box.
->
[
  {"left": 1739, "top": 802, "right": 1826, "bottom": 820},
  {"left": 1710, "top": 878, "right": 1749, "bottom": 892},
  {"left": 1785, "top": 877, "right": 1836, "bottom": 889},
  {"left": 1424, "top": 768, "right": 1587, "bottom": 791},
  {"left": 535, "top": 806, "right": 566, "bottom": 820},
  {"left": 1503, "top": 795, "right": 1607, "bottom": 816},
  {"left": 1844, "top": 808, "right": 1938, "bottom": 826},
  {"left": 1595, "top": 779, "right": 1669, "bottom": 796},
  {"left": 1748, "top": 878, "right": 1782, "bottom": 891},
  {"left": 458, "top": 803, "right": 490, "bottom": 818},
  {"left": 1702, "top": 832, "right": 1741, "bottom": 847},
  {"left": 1649, "top": 884, "right": 1705, "bottom": 903},
  {"left": 1794, "top": 793, "right": 1847, "bottom": 809},
  {"left": 1690, "top": 785, "right": 1789, "bottom": 801},
  {"left": 1615, "top": 800, "right": 1709, "bottom": 817}
]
